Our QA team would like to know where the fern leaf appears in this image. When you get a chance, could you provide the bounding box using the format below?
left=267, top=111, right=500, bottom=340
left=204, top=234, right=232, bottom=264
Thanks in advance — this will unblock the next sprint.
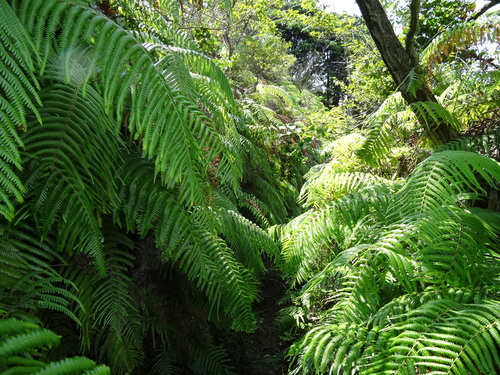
left=0, top=1, right=42, bottom=220
left=33, top=357, right=103, bottom=375
left=0, top=327, right=60, bottom=358
left=21, top=83, right=120, bottom=274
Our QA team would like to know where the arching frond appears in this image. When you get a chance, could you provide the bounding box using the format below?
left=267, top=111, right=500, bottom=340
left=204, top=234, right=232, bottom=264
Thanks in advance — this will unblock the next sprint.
left=17, top=0, right=242, bottom=207
left=114, top=152, right=260, bottom=332
left=388, top=150, right=500, bottom=221
left=21, top=83, right=120, bottom=274
left=284, top=150, right=500, bottom=373
left=299, top=170, right=390, bottom=207
left=0, top=316, right=110, bottom=374
left=281, top=183, right=394, bottom=284
left=253, top=82, right=295, bottom=112
left=0, top=1, right=41, bottom=220
left=0, top=219, right=82, bottom=324
left=422, top=18, right=500, bottom=66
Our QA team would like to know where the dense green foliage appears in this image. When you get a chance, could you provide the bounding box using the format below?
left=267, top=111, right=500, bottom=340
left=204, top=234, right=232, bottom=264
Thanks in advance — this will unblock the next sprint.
left=0, top=0, right=499, bottom=374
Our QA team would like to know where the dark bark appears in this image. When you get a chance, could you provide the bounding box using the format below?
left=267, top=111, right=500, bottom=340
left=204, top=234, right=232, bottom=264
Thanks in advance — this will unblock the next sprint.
left=355, top=0, right=457, bottom=143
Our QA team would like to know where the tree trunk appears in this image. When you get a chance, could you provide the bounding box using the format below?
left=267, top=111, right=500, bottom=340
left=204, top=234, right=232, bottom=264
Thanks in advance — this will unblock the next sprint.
left=355, top=0, right=457, bottom=143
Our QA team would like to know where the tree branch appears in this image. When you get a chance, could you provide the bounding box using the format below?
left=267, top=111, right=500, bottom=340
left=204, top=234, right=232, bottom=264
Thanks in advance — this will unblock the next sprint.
left=470, top=0, right=500, bottom=20
left=405, top=0, right=421, bottom=68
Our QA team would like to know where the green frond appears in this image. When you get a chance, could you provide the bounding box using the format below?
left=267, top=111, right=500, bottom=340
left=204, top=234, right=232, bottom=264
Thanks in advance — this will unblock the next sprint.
left=0, top=317, right=110, bottom=374
left=32, top=357, right=104, bottom=375
left=281, top=183, right=394, bottom=284
left=190, top=345, right=235, bottom=375
left=216, top=207, right=280, bottom=271
left=401, top=67, right=425, bottom=98
left=388, top=150, right=500, bottom=221
left=92, top=228, right=139, bottom=335
left=410, top=101, right=461, bottom=134
left=299, top=170, right=389, bottom=207
left=149, top=350, right=180, bottom=375
left=253, top=83, right=294, bottom=112
left=284, top=150, right=500, bottom=374
left=433, top=129, right=500, bottom=157
left=0, top=318, right=60, bottom=359
left=0, top=219, right=83, bottom=323
left=288, top=322, right=377, bottom=375
left=115, top=153, right=261, bottom=332
left=97, top=329, right=143, bottom=374
left=357, top=93, right=408, bottom=166
left=367, top=299, right=500, bottom=375
left=422, top=19, right=500, bottom=66
left=172, top=227, right=259, bottom=332
left=0, top=318, right=109, bottom=375
left=0, top=1, right=42, bottom=220
left=21, top=83, right=120, bottom=274
left=17, top=0, right=242, bottom=207
left=116, top=0, right=184, bottom=40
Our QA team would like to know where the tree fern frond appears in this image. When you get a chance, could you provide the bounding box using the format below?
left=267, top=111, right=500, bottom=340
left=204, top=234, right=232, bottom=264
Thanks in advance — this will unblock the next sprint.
left=97, top=329, right=143, bottom=375
left=149, top=350, right=181, bottom=375
left=0, top=218, right=84, bottom=324
left=0, top=317, right=109, bottom=374
left=157, top=46, right=236, bottom=109
left=422, top=19, right=500, bottom=67
left=0, top=320, right=60, bottom=359
left=0, top=1, right=42, bottom=220
left=173, top=227, right=259, bottom=332
left=17, top=0, right=242, bottom=207
left=433, top=130, right=500, bottom=158
left=388, top=150, right=500, bottom=222
left=115, top=153, right=260, bottom=332
left=410, top=101, right=461, bottom=135
left=281, top=183, right=394, bottom=284
left=33, top=357, right=102, bottom=375
left=253, top=82, right=294, bottom=112
left=21, top=83, right=120, bottom=274
left=216, top=207, right=280, bottom=272
left=190, top=345, right=235, bottom=375
left=357, top=93, right=407, bottom=167
left=92, top=227, right=139, bottom=337
left=299, top=170, right=390, bottom=207
left=367, top=299, right=500, bottom=375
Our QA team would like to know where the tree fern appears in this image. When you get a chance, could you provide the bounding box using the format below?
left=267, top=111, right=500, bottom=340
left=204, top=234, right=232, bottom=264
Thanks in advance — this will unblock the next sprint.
left=282, top=150, right=500, bottom=373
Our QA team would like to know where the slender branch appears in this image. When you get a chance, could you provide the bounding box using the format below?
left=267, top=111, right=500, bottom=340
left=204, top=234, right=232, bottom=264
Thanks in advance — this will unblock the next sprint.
left=470, top=0, right=500, bottom=20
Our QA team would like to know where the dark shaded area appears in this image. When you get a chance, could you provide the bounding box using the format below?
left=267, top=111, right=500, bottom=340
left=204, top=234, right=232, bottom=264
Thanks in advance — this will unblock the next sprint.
left=220, top=270, right=290, bottom=374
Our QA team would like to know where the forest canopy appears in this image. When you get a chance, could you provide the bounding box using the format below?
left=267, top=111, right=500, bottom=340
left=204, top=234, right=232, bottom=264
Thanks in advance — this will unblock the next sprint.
left=0, top=0, right=499, bottom=374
